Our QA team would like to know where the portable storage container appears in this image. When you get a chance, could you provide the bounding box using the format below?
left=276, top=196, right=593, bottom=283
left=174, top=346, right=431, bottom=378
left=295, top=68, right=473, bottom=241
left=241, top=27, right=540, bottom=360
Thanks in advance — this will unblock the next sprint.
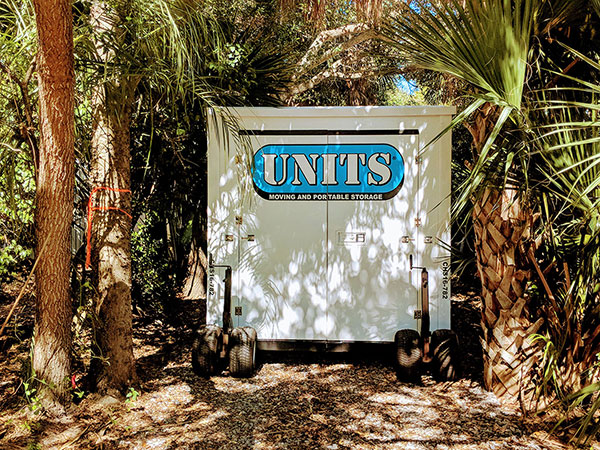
left=206, top=106, right=454, bottom=352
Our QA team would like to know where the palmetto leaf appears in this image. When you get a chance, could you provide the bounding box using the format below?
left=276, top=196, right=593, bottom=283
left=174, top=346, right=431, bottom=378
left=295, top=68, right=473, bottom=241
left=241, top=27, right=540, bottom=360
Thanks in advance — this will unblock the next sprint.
left=592, top=0, right=600, bottom=18
left=384, top=0, right=538, bottom=110
left=383, top=0, right=541, bottom=218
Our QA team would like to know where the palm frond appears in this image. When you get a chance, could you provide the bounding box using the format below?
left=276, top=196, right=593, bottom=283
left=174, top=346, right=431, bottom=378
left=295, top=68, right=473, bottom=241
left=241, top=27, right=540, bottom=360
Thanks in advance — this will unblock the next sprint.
left=384, top=0, right=538, bottom=110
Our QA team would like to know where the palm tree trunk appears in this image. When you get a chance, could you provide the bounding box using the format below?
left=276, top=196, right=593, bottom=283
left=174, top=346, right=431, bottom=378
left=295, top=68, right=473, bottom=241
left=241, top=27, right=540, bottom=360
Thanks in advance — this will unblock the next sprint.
left=88, top=0, right=138, bottom=394
left=465, top=106, right=543, bottom=401
left=31, top=0, right=75, bottom=406
left=473, top=187, right=542, bottom=400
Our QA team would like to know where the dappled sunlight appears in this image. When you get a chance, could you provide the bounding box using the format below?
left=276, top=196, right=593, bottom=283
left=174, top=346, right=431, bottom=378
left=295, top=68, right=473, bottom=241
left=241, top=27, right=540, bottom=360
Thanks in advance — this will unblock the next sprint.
left=0, top=303, right=567, bottom=450
left=141, top=383, right=193, bottom=423
left=367, top=392, right=434, bottom=406
left=206, top=108, right=454, bottom=346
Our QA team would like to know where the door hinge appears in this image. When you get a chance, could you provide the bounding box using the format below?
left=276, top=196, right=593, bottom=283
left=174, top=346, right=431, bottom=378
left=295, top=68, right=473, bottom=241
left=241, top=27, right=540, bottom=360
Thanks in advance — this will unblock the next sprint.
left=413, top=310, right=422, bottom=319
left=234, top=306, right=243, bottom=316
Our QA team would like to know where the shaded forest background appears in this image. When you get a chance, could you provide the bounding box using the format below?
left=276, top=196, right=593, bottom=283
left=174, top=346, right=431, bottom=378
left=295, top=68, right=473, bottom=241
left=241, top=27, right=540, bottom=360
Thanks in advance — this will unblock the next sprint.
left=1, top=0, right=600, bottom=445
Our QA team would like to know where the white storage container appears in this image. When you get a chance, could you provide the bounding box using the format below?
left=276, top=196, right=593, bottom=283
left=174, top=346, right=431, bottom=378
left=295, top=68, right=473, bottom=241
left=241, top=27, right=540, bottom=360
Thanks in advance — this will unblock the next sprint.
left=206, top=106, right=454, bottom=349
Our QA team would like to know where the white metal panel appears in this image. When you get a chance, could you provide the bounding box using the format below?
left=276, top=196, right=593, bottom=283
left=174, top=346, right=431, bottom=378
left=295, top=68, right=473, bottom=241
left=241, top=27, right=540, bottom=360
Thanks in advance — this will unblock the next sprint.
left=206, top=110, right=239, bottom=326
left=236, top=134, right=328, bottom=340
left=418, top=115, right=453, bottom=331
left=326, top=133, right=420, bottom=341
left=207, top=107, right=454, bottom=343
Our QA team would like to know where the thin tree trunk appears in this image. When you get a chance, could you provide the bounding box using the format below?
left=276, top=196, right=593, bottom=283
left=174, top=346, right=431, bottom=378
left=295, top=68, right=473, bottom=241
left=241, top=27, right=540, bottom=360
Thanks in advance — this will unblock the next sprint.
left=31, top=0, right=75, bottom=407
left=88, top=1, right=138, bottom=394
left=182, top=216, right=208, bottom=300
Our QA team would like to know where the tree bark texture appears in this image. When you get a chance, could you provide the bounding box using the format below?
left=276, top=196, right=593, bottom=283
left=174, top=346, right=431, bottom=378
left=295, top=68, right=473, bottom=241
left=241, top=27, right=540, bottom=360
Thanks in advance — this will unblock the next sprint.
left=31, top=0, right=75, bottom=405
left=473, top=188, right=542, bottom=400
left=182, top=227, right=208, bottom=300
left=88, top=0, right=138, bottom=394
left=466, top=105, right=542, bottom=402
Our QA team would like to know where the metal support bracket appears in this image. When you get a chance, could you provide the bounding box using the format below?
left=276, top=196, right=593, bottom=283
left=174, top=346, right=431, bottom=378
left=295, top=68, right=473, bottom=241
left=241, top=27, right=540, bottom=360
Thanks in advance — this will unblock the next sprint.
left=410, top=254, right=432, bottom=363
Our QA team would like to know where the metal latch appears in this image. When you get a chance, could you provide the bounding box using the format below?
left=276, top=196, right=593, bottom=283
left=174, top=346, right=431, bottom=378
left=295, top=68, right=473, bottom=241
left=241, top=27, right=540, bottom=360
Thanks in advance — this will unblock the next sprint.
left=235, top=216, right=243, bottom=225
left=225, top=234, right=234, bottom=241
left=424, top=236, right=433, bottom=244
left=401, top=236, right=414, bottom=243
left=234, top=306, right=242, bottom=316
left=415, top=218, right=422, bottom=227
left=242, top=234, right=255, bottom=241
left=413, top=310, right=422, bottom=319
left=337, top=231, right=366, bottom=244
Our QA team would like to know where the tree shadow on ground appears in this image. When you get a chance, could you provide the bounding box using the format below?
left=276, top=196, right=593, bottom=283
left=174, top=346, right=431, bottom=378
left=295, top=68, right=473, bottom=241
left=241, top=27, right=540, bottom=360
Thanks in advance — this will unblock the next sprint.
left=58, top=293, right=556, bottom=450
left=0, top=292, right=560, bottom=450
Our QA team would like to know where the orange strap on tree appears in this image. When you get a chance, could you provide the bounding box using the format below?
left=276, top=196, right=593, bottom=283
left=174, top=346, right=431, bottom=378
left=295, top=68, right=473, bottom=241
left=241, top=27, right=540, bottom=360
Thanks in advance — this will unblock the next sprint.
left=85, top=186, right=132, bottom=270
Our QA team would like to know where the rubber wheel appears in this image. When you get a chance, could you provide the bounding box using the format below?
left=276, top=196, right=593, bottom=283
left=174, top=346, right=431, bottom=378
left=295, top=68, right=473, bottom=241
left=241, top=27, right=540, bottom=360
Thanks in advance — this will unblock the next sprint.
left=192, top=324, right=222, bottom=376
left=394, top=329, right=422, bottom=382
left=430, top=329, right=460, bottom=381
left=229, top=326, right=257, bottom=377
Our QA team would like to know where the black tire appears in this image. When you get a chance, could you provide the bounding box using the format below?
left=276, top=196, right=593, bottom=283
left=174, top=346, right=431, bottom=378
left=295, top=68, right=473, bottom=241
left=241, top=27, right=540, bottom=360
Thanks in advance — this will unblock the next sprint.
left=394, top=329, right=422, bottom=382
left=192, top=324, right=222, bottom=376
left=229, top=326, right=257, bottom=377
left=430, top=329, right=460, bottom=381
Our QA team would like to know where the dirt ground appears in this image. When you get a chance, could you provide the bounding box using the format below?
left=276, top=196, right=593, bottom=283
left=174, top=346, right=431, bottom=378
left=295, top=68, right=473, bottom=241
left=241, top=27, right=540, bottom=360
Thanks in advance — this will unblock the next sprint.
left=0, top=279, right=594, bottom=450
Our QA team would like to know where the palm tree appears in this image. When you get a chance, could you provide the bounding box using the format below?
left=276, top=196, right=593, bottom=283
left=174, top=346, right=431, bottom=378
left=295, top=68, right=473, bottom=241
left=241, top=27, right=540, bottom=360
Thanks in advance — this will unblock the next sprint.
left=527, top=52, right=600, bottom=438
left=83, top=0, right=290, bottom=393
left=83, top=0, right=228, bottom=393
left=383, top=0, right=597, bottom=400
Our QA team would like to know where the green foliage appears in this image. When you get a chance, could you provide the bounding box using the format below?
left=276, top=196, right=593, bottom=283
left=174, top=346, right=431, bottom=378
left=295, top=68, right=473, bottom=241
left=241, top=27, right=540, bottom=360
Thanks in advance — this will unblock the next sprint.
left=0, top=151, right=34, bottom=280
left=526, top=57, right=600, bottom=443
left=22, top=380, right=41, bottom=413
left=125, top=386, right=140, bottom=404
left=0, top=241, right=33, bottom=280
left=388, top=0, right=536, bottom=109
left=384, top=84, right=425, bottom=106
left=131, top=209, right=175, bottom=311
left=0, top=0, right=37, bottom=279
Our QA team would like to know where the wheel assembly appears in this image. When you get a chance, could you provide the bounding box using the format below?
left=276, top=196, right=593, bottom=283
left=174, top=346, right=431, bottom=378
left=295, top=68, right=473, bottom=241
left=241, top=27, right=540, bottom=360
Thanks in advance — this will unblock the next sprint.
left=191, top=257, right=258, bottom=378
left=191, top=324, right=222, bottom=376
left=394, top=328, right=422, bottom=382
left=229, top=326, right=257, bottom=377
left=430, top=329, right=459, bottom=381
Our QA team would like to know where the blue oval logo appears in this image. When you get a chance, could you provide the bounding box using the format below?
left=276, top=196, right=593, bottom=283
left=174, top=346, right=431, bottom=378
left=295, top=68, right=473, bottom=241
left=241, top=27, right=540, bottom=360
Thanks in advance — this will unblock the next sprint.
left=252, top=144, right=404, bottom=201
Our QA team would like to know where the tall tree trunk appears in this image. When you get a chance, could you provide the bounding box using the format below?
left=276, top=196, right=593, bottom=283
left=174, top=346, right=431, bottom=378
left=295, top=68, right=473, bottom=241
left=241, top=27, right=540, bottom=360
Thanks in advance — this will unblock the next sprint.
left=88, top=1, right=138, bottom=394
left=466, top=105, right=542, bottom=402
left=31, top=0, right=75, bottom=406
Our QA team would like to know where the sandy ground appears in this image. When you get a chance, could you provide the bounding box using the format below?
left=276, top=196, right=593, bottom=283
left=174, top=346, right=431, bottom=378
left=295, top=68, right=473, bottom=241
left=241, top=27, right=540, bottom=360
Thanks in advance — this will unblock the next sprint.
left=0, top=282, right=592, bottom=449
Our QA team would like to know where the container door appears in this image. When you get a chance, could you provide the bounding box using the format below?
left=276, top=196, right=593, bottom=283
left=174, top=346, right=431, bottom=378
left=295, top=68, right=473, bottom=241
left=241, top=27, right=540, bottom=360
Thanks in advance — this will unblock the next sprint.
left=236, top=133, right=329, bottom=340
left=325, top=132, right=421, bottom=341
